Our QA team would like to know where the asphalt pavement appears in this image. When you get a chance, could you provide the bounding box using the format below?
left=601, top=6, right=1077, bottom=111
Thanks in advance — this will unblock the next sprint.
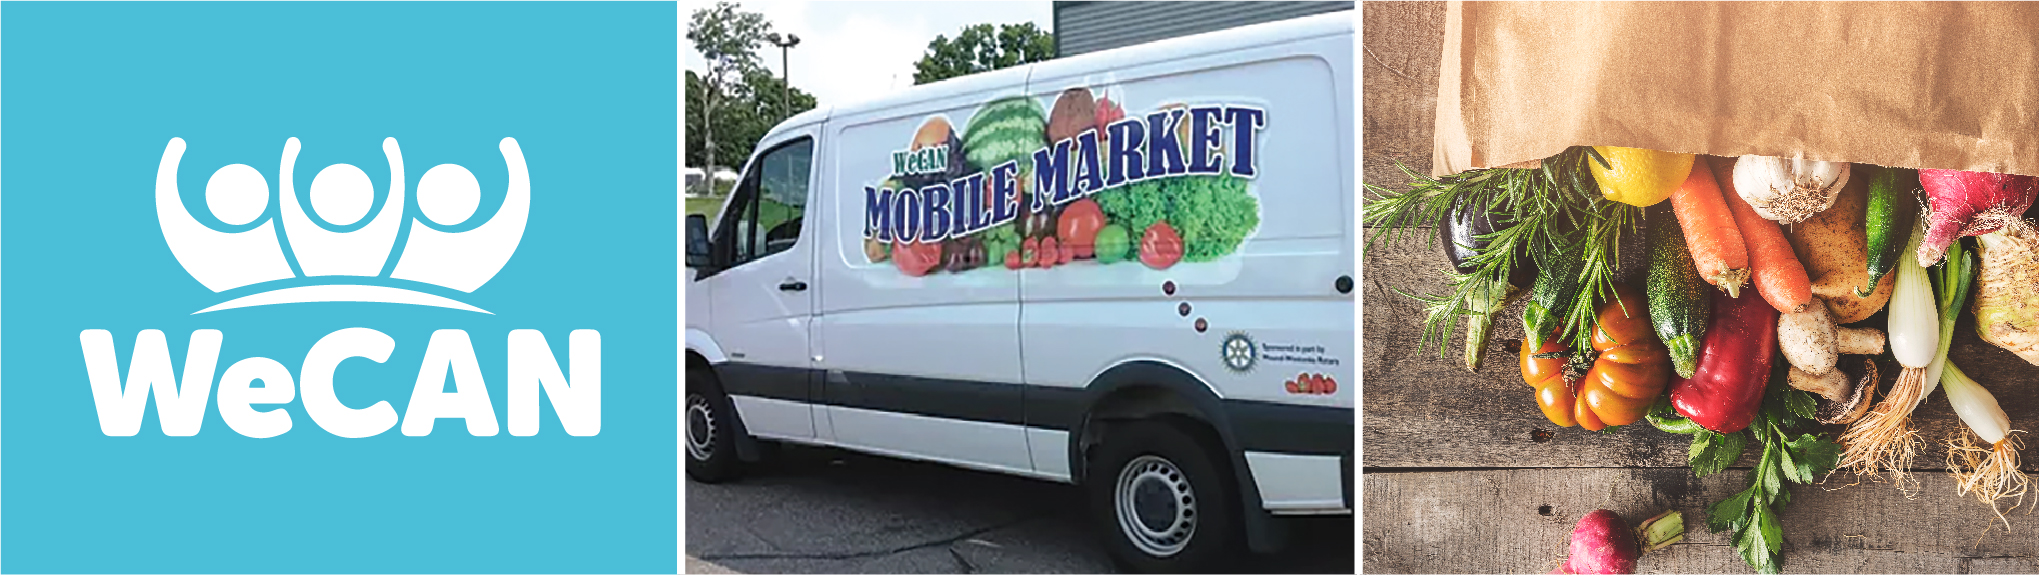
left=685, top=443, right=1354, bottom=574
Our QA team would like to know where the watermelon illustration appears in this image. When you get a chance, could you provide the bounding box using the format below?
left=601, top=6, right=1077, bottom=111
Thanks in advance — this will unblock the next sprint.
left=962, top=96, right=1047, bottom=173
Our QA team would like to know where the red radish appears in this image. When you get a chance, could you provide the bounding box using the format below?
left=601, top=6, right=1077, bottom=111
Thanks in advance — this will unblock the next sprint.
left=1556, top=510, right=1638, bottom=574
left=1916, top=169, right=2039, bottom=267
left=1548, top=509, right=1684, bottom=575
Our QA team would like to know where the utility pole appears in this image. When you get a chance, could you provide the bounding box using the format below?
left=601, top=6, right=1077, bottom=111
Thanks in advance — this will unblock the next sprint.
left=766, top=32, right=801, bottom=122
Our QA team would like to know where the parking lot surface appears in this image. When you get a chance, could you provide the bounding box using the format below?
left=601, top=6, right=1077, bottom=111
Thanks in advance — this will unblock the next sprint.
left=686, top=444, right=1353, bottom=573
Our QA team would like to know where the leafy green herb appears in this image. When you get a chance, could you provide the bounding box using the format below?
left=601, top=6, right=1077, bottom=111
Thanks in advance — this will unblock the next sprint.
left=1564, top=198, right=1643, bottom=350
left=1688, top=430, right=1747, bottom=478
left=1647, top=355, right=1840, bottom=574
left=1785, top=387, right=1819, bottom=421
left=1363, top=148, right=1617, bottom=361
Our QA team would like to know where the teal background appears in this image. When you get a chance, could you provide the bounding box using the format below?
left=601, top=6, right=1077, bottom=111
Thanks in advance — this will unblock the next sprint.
left=1, top=2, right=678, bottom=572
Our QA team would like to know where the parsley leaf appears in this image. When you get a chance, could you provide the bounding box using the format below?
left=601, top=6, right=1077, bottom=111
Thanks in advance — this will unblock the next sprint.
left=1705, top=484, right=1755, bottom=533
left=1684, top=356, right=1846, bottom=575
left=1785, top=388, right=1818, bottom=421
left=1688, top=430, right=1746, bottom=478
left=1734, top=502, right=1784, bottom=574
left=1784, top=432, right=1841, bottom=483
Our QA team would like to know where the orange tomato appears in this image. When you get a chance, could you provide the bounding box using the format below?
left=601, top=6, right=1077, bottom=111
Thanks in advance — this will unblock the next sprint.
left=1518, top=283, right=1671, bottom=430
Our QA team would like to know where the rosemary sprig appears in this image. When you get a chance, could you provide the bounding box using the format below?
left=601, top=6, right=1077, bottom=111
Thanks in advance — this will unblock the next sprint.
left=1541, top=147, right=1643, bottom=351
left=1364, top=150, right=1601, bottom=364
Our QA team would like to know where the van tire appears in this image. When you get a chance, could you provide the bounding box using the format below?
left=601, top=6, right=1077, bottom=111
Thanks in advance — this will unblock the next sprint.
left=686, top=366, right=741, bottom=483
left=1087, top=419, right=1243, bottom=573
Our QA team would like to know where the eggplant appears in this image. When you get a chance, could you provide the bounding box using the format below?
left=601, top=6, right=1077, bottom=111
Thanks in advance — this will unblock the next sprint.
left=1441, top=197, right=1537, bottom=283
left=1441, top=196, right=1538, bottom=371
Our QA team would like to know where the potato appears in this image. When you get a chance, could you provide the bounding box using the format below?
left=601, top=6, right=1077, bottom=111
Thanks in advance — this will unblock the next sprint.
left=1788, top=172, right=1895, bottom=324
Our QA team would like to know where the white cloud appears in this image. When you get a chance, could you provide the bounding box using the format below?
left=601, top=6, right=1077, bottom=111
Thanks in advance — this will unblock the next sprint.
left=800, top=12, right=930, bottom=105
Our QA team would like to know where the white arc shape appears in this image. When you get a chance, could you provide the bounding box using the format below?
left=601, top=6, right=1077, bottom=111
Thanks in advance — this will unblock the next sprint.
left=194, top=284, right=490, bottom=315
left=391, top=137, right=529, bottom=293
left=280, top=137, right=406, bottom=277
left=156, top=137, right=295, bottom=292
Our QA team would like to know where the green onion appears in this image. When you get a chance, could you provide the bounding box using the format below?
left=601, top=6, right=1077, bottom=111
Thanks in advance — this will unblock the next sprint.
left=1929, top=239, right=2030, bottom=527
left=1837, top=216, right=1937, bottom=488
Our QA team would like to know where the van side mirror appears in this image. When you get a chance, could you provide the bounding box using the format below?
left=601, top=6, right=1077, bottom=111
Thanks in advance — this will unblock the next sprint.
left=686, top=214, right=713, bottom=270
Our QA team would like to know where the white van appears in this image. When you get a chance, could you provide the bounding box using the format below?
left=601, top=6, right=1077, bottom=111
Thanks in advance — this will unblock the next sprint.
left=685, top=13, right=1352, bottom=572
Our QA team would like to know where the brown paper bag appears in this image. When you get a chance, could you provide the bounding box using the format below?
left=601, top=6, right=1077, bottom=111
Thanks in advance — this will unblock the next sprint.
left=1432, top=1, right=2039, bottom=177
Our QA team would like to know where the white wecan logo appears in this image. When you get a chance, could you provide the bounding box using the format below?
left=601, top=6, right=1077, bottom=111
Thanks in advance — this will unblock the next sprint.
left=155, top=136, right=528, bottom=314
left=79, top=137, right=598, bottom=439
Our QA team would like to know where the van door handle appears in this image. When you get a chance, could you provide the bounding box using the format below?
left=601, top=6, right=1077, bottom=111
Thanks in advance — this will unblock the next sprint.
left=779, top=280, right=808, bottom=292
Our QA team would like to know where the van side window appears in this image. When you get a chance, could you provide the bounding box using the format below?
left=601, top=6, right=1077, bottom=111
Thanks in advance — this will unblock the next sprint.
left=719, top=137, right=813, bottom=268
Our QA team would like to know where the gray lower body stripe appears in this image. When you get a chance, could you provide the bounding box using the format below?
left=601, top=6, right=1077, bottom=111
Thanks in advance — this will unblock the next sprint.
left=711, top=362, right=1352, bottom=456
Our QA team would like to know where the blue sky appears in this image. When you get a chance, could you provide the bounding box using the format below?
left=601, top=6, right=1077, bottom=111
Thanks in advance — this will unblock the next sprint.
left=684, top=1, right=1054, bottom=107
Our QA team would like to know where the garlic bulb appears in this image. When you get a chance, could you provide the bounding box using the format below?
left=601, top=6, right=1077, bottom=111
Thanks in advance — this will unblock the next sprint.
left=1732, top=155, right=1851, bottom=224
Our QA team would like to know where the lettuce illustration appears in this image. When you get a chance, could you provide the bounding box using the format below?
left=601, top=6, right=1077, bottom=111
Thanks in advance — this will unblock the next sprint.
left=1091, top=174, right=1258, bottom=262
left=1093, top=179, right=1171, bottom=234
left=1170, top=174, right=1259, bottom=262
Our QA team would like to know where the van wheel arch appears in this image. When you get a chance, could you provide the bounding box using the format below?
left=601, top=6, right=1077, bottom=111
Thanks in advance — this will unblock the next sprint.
left=1067, top=361, right=1283, bottom=554
left=686, top=353, right=768, bottom=463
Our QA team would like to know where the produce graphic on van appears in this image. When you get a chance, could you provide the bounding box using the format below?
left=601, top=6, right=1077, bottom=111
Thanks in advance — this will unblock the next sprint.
left=862, top=86, right=1264, bottom=275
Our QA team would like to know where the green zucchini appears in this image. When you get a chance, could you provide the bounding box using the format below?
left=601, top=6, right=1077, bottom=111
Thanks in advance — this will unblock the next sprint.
left=1860, top=166, right=1918, bottom=297
left=1522, top=237, right=1587, bottom=351
left=1645, top=206, right=1711, bottom=378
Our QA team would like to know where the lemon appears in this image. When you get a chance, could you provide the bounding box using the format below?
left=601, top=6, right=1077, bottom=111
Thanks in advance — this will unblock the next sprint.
left=1588, top=146, right=1694, bottom=207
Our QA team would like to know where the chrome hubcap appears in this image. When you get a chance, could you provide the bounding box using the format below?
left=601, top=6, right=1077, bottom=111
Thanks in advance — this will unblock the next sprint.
left=1114, top=455, right=1196, bottom=557
left=686, top=394, right=717, bottom=461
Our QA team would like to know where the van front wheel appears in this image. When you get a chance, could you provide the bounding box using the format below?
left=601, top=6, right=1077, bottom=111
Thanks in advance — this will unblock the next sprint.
left=1088, top=420, right=1242, bottom=573
left=685, top=367, right=740, bottom=483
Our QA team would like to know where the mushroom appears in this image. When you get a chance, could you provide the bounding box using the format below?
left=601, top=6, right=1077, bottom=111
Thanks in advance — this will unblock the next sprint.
left=1788, top=357, right=1877, bottom=424
left=1778, top=298, right=1884, bottom=424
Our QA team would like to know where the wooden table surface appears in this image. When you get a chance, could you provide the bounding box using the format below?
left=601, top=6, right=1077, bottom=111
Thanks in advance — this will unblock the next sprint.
left=1360, top=2, right=2039, bottom=573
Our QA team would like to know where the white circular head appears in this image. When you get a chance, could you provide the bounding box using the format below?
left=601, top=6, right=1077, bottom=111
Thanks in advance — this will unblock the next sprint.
left=417, top=164, right=480, bottom=225
left=309, top=164, right=374, bottom=226
left=204, top=164, right=269, bottom=226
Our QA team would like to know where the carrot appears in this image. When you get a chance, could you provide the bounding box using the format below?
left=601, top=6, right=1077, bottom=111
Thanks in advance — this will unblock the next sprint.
left=1669, top=157, right=1751, bottom=298
left=1712, top=156, right=1813, bottom=314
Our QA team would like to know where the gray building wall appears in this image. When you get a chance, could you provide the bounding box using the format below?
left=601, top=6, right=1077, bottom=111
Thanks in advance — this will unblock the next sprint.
left=1053, top=1, right=1353, bottom=57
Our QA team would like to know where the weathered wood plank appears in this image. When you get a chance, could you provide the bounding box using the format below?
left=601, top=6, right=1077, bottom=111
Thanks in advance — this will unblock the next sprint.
left=1361, top=1, right=1447, bottom=193
left=1362, top=225, right=2039, bottom=471
left=1363, top=468, right=2039, bottom=574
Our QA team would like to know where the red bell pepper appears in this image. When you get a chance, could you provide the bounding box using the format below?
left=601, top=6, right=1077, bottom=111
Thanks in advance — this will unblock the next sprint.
left=1669, top=289, right=1776, bottom=433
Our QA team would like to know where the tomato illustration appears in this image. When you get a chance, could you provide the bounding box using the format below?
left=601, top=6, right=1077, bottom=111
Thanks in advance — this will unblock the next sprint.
left=1057, top=199, right=1106, bottom=259
left=1005, top=250, right=1023, bottom=270
left=1139, top=221, right=1185, bottom=269
left=892, top=240, right=942, bottom=277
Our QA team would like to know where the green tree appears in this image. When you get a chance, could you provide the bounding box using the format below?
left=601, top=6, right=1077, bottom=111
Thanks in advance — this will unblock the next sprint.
left=912, top=22, right=1055, bottom=85
left=687, top=1, right=771, bottom=180
left=687, top=69, right=816, bottom=172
